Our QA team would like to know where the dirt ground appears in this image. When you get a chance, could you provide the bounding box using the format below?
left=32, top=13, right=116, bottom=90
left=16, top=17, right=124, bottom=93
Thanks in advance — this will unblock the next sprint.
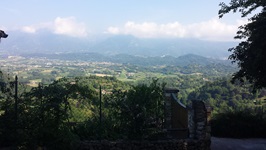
left=211, top=137, right=266, bottom=150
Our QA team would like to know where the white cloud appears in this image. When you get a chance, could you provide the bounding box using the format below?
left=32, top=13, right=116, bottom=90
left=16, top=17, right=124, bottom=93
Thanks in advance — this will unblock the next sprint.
left=22, top=26, right=37, bottom=33
left=187, top=18, right=237, bottom=41
left=53, top=17, right=88, bottom=37
left=107, top=27, right=120, bottom=34
left=159, top=22, right=186, bottom=38
left=106, top=18, right=247, bottom=41
left=108, top=21, right=186, bottom=38
left=21, top=17, right=88, bottom=38
left=21, top=22, right=53, bottom=33
left=123, top=22, right=159, bottom=38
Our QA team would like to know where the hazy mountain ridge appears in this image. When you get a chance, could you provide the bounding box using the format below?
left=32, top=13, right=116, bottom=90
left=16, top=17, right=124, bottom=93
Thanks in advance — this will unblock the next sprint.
left=93, top=35, right=237, bottom=58
left=0, top=32, right=237, bottom=59
left=22, top=52, right=234, bottom=67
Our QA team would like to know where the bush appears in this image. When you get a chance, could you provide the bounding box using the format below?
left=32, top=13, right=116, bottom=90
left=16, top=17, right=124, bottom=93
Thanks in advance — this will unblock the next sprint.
left=211, top=110, right=266, bottom=138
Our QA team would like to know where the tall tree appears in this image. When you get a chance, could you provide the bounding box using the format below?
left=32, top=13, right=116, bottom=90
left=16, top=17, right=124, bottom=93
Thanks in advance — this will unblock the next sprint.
left=219, top=0, right=266, bottom=90
left=0, top=30, right=8, bottom=41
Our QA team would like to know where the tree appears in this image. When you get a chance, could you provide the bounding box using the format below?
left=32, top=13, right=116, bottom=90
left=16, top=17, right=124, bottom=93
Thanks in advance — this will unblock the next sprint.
left=0, top=30, right=8, bottom=41
left=119, top=79, right=165, bottom=139
left=219, top=0, right=266, bottom=90
left=101, top=79, right=165, bottom=140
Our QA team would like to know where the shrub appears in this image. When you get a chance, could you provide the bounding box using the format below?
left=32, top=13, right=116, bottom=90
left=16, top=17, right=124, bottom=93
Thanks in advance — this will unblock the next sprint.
left=211, top=110, right=266, bottom=138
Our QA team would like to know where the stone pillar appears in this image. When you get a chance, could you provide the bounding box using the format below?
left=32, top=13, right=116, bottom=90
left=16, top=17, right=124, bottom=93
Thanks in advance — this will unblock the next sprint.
left=189, top=100, right=211, bottom=149
left=205, top=104, right=212, bottom=143
left=188, top=107, right=195, bottom=139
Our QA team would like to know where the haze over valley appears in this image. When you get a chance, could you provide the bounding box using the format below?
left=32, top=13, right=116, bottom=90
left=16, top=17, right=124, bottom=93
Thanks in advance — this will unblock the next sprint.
left=0, top=31, right=237, bottom=59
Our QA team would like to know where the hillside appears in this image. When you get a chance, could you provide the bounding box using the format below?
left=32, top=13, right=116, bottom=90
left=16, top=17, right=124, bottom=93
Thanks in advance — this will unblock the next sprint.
left=22, top=52, right=234, bottom=67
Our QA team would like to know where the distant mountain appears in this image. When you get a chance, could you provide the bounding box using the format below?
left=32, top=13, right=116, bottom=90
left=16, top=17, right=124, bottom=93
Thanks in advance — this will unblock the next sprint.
left=0, top=31, right=95, bottom=54
left=91, top=35, right=237, bottom=59
left=22, top=52, right=234, bottom=67
left=0, top=31, right=237, bottom=58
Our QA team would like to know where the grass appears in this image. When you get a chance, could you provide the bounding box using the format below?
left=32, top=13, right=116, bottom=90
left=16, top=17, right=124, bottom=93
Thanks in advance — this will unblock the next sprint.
left=95, top=73, right=112, bottom=77
left=41, top=69, right=52, bottom=73
left=27, top=79, right=42, bottom=87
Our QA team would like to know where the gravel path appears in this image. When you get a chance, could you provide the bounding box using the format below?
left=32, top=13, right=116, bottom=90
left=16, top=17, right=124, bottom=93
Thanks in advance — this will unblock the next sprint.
left=211, top=137, right=266, bottom=150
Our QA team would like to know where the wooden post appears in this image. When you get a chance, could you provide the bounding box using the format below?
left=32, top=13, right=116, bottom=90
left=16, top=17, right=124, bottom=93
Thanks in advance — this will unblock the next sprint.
left=99, top=85, right=102, bottom=141
left=14, top=75, right=18, bottom=146
left=14, top=76, right=18, bottom=127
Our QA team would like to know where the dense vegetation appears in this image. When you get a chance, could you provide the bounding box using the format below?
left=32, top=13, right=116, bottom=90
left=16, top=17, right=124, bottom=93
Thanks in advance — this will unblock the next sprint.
left=219, top=0, right=266, bottom=90
left=188, top=78, right=266, bottom=114
left=207, top=0, right=266, bottom=138
left=1, top=67, right=266, bottom=149
left=188, top=78, right=266, bottom=138
left=0, top=72, right=167, bottom=149
left=1, top=50, right=266, bottom=149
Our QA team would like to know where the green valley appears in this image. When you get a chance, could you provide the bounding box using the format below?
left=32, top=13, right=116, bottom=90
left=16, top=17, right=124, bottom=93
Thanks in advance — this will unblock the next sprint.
left=1, top=53, right=266, bottom=149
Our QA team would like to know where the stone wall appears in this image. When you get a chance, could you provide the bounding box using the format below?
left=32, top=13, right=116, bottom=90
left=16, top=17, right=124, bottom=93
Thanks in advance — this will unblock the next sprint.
left=188, top=100, right=211, bottom=149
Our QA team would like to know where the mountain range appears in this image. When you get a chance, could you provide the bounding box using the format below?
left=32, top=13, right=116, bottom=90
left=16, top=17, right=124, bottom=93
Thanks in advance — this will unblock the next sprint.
left=21, top=52, right=234, bottom=68
left=0, top=31, right=238, bottom=59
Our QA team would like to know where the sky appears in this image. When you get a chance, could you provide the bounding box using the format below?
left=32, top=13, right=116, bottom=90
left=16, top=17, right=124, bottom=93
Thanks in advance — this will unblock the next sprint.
left=1, top=0, right=248, bottom=41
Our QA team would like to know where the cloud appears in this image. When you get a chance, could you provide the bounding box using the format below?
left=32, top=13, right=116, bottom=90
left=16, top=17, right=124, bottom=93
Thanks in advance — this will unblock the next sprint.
left=53, top=17, right=88, bottom=37
left=187, top=18, right=237, bottom=41
left=123, top=22, right=159, bottom=38
left=21, top=22, right=53, bottom=33
left=107, top=21, right=186, bottom=38
left=106, top=18, right=246, bottom=41
left=22, top=26, right=37, bottom=33
left=107, top=27, right=120, bottom=34
left=21, top=17, right=88, bottom=38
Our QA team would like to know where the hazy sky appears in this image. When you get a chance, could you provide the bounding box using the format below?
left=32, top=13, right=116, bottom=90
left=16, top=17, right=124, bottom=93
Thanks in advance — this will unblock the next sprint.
left=1, top=0, right=248, bottom=41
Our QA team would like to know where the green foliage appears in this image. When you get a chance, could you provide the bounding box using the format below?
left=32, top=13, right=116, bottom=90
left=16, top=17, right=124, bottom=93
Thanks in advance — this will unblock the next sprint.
left=16, top=79, right=82, bottom=149
left=0, top=72, right=19, bottom=147
left=1, top=73, right=168, bottom=148
left=219, top=0, right=266, bottom=90
left=0, top=75, right=99, bottom=149
left=212, top=110, right=266, bottom=138
left=188, top=78, right=266, bottom=115
left=2, top=65, right=266, bottom=146
left=118, top=79, right=165, bottom=139
left=74, top=79, right=166, bottom=140
left=77, top=80, right=164, bottom=140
